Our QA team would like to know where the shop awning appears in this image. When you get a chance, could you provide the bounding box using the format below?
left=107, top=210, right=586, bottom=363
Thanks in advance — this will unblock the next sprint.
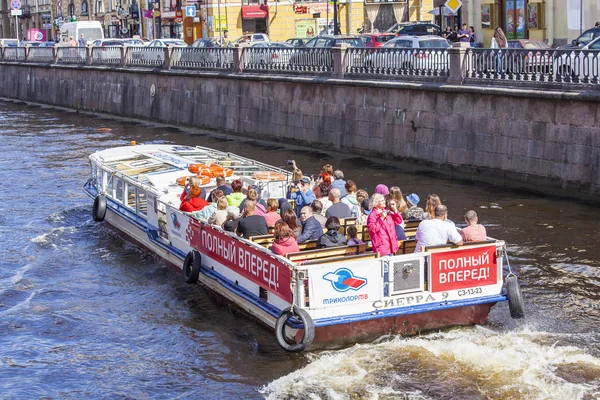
left=241, top=5, right=268, bottom=19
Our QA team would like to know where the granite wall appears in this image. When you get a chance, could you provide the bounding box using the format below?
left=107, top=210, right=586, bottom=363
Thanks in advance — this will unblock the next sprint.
left=1, top=63, right=599, bottom=200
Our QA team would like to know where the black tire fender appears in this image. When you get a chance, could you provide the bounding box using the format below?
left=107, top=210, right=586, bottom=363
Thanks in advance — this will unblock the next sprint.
left=275, top=307, right=315, bottom=352
left=92, top=194, right=107, bottom=222
left=183, top=250, right=201, bottom=284
left=506, top=274, right=525, bottom=319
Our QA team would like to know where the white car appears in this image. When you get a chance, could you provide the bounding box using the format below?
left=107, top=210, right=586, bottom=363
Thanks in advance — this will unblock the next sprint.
left=245, top=42, right=295, bottom=66
left=554, top=36, right=600, bottom=81
left=363, top=35, right=450, bottom=71
left=233, top=33, right=270, bottom=45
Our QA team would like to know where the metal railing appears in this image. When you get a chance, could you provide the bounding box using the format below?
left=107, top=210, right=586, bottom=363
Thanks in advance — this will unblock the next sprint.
left=125, top=46, right=165, bottom=68
left=346, top=47, right=449, bottom=78
left=465, top=48, right=600, bottom=84
left=1, top=44, right=599, bottom=86
left=56, top=47, right=86, bottom=64
left=172, top=47, right=234, bottom=70
left=91, top=46, right=122, bottom=65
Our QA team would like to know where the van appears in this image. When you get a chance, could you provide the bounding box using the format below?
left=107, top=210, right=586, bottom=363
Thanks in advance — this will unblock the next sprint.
left=0, top=38, right=19, bottom=47
left=59, top=21, right=104, bottom=45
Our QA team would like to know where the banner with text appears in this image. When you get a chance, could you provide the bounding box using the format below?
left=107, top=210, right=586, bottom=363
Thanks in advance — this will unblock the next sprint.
left=429, top=245, right=498, bottom=292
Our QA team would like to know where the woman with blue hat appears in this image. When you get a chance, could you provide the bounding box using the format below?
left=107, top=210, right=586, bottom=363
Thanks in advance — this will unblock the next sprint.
left=405, top=193, right=424, bottom=221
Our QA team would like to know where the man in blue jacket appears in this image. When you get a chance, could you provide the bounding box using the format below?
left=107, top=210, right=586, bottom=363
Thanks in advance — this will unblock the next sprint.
left=287, top=176, right=316, bottom=217
left=331, top=170, right=347, bottom=197
left=297, top=206, right=323, bottom=243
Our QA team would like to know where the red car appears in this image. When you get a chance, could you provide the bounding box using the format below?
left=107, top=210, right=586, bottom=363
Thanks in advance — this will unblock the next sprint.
left=359, top=33, right=396, bottom=48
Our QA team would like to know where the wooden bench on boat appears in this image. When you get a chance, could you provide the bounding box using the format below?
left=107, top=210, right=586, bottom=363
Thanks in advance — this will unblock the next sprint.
left=287, top=243, right=367, bottom=263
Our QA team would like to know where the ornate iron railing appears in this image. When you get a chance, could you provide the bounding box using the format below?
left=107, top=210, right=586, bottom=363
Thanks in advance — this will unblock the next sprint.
left=56, top=47, right=86, bottom=64
left=283, top=48, right=333, bottom=74
left=2, top=47, right=26, bottom=61
left=171, top=47, right=234, bottom=70
left=91, top=46, right=122, bottom=65
left=242, top=47, right=298, bottom=72
left=345, top=47, right=449, bottom=78
left=125, top=46, right=165, bottom=68
left=27, top=47, right=55, bottom=63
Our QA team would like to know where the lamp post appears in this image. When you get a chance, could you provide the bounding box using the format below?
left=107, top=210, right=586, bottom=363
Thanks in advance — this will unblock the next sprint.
left=333, top=0, right=339, bottom=35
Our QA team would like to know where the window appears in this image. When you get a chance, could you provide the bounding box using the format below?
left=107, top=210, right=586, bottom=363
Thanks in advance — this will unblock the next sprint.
left=126, top=183, right=136, bottom=208
left=68, top=0, right=75, bottom=17
left=96, top=0, right=105, bottom=14
left=105, top=172, right=113, bottom=195
left=114, top=178, right=124, bottom=203
left=81, top=0, right=89, bottom=15
left=577, top=29, right=596, bottom=46
left=137, top=188, right=147, bottom=217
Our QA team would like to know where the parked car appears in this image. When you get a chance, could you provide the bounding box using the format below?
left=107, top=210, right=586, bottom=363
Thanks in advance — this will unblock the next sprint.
left=179, top=38, right=228, bottom=66
left=245, top=42, right=295, bottom=65
left=233, top=33, right=270, bottom=45
left=557, top=27, right=600, bottom=50
left=129, top=39, right=187, bottom=64
left=506, top=39, right=553, bottom=73
left=190, top=38, right=221, bottom=48
left=364, top=35, right=449, bottom=70
left=385, top=22, right=440, bottom=37
left=0, top=38, right=19, bottom=47
left=359, top=33, right=396, bottom=48
left=286, top=38, right=309, bottom=47
left=21, top=41, right=55, bottom=47
left=290, top=35, right=364, bottom=68
left=554, top=35, right=600, bottom=80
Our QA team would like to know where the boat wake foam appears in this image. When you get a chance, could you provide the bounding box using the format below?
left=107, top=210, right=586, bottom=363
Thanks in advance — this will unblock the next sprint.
left=261, top=328, right=600, bottom=400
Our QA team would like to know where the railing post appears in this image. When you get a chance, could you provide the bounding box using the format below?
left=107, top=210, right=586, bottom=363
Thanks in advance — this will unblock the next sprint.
left=0, top=44, right=4, bottom=61
left=164, top=45, right=174, bottom=70
left=447, top=42, right=470, bottom=85
left=25, top=44, right=31, bottom=62
left=232, top=44, right=247, bottom=73
left=53, top=45, right=60, bottom=64
left=332, top=43, right=349, bottom=78
left=120, top=46, right=126, bottom=67
left=86, top=45, right=93, bottom=66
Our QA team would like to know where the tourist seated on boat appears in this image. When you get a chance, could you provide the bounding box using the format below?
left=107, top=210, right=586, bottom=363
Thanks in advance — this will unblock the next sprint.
left=367, top=193, right=403, bottom=256
left=386, top=192, right=407, bottom=240
left=264, top=198, right=281, bottom=227
left=341, top=180, right=361, bottom=219
left=286, top=176, right=316, bottom=217
left=460, top=210, right=487, bottom=242
left=317, top=216, right=348, bottom=248
left=236, top=200, right=269, bottom=239
left=320, top=163, right=333, bottom=183
left=388, top=186, right=409, bottom=222
left=424, top=194, right=442, bottom=220
left=207, top=176, right=232, bottom=202
left=180, top=176, right=207, bottom=203
left=346, top=225, right=364, bottom=246
left=239, top=187, right=267, bottom=216
left=270, top=220, right=300, bottom=256
left=325, top=188, right=352, bottom=219
left=278, top=198, right=293, bottom=215
left=331, top=170, right=347, bottom=197
left=298, top=206, right=324, bottom=243
left=405, top=193, right=424, bottom=221
left=314, top=181, right=332, bottom=203
left=222, top=207, right=241, bottom=233
left=310, top=200, right=327, bottom=228
left=281, top=208, right=302, bottom=237
left=356, top=189, right=370, bottom=225
left=315, top=182, right=333, bottom=215
left=180, top=185, right=209, bottom=212
left=226, top=179, right=245, bottom=207
left=208, top=196, right=229, bottom=226
left=193, top=189, right=224, bottom=220
left=374, top=184, right=389, bottom=196
left=414, top=205, right=463, bottom=252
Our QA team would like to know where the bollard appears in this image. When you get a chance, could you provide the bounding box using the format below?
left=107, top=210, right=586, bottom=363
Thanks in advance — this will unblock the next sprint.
left=86, top=45, right=93, bottom=66
left=447, top=42, right=470, bottom=85
left=332, top=43, right=349, bottom=78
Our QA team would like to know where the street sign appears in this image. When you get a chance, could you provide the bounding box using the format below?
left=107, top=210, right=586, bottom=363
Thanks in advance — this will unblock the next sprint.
left=185, top=6, right=196, bottom=17
left=444, top=0, right=462, bottom=13
left=10, top=0, right=21, bottom=9
left=11, top=9, right=22, bottom=16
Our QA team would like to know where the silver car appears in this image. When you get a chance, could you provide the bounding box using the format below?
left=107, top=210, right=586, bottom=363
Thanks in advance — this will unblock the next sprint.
left=554, top=36, right=600, bottom=82
left=363, top=35, right=450, bottom=71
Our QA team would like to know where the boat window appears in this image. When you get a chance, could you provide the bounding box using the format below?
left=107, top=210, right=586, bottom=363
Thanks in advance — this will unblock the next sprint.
left=126, top=183, right=136, bottom=209
left=114, top=178, right=124, bottom=203
left=91, top=163, right=99, bottom=187
left=137, top=188, right=147, bottom=217
left=105, top=172, right=113, bottom=196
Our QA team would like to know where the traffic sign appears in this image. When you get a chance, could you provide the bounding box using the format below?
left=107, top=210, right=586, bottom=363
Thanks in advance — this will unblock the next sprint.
left=185, top=5, right=196, bottom=17
left=10, top=0, right=21, bottom=10
left=11, top=9, right=22, bottom=15
left=444, top=0, right=462, bottom=13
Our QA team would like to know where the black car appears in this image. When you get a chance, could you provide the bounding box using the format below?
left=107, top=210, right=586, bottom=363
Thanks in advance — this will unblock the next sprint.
left=557, top=27, right=600, bottom=49
left=302, top=35, right=364, bottom=48
left=190, top=38, right=222, bottom=48
left=286, top=38, right=309, bottom=47
left=385, top=22, right=441, bottom=37
left=289, top=35, right=364, bottom=68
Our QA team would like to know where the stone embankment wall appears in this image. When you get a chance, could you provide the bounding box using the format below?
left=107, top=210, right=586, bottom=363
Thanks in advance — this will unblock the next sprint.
left=1, top=63, right=599, bottom=200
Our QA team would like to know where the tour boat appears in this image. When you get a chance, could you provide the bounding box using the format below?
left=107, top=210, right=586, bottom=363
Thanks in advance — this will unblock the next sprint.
left=83, top=143, right=524, bottom=352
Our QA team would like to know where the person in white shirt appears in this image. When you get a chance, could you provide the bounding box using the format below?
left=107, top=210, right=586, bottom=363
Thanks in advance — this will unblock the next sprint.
left=415, top=205, right=463, bottom=252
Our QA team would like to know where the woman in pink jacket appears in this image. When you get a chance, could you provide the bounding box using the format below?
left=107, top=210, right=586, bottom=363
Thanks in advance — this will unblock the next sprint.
left=367, top=193, right=403, bottom=256
left=271, top=220, right=300, bottom=256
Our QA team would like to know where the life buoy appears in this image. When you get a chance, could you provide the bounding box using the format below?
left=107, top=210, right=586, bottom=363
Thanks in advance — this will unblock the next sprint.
left=208, top=163, right=224, bottom=174
left=275, top=307, right=315, bottom=352
left=253, top=171, right=286, bottom=181
left=183, top=250, right=201, bottom=284
left=92, top=194, right=107, bottom=222
left=176, top=176, right=188, bottom=186
left=188, top=164, right=206, bottom=174
left=506, top=275, right=525, bottom=319
left=223, top=168, right=233, bottom=177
